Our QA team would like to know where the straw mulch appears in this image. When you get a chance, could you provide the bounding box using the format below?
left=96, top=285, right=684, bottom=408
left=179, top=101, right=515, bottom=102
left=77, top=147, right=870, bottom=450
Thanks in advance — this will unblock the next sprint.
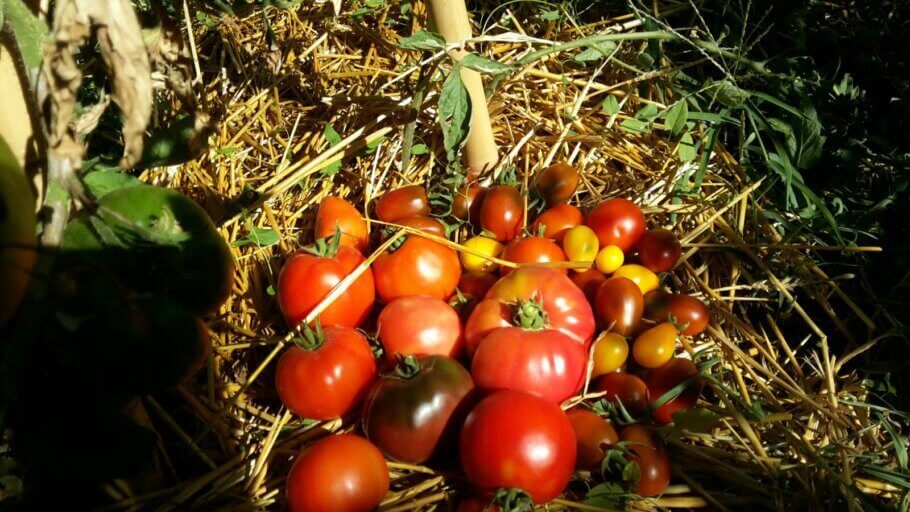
left=116, top=2, right=896, bottom=511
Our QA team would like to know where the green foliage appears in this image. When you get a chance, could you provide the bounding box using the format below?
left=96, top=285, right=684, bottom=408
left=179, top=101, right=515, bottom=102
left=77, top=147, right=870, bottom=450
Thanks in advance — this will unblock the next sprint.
left=1, top=0, right=48, bottom=72
left=321, top=123, right=343, bottom=176
left=437, top=64, right=472, bottom=164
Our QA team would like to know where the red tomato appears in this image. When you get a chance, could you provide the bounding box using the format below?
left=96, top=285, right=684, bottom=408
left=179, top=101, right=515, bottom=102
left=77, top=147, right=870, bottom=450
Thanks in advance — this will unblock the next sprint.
left=457, top=496, right=501, bottom=512
left=567, top=409, right=619, bottom=470
left=646, top=358, right=703, bottom=424
left=461, top=390, right=576, bottom=503
left=471, top=327, right=587, bottom=403
left=375, top=185, right=430, bottom=222
left=479, top=185, right=523, bottom=242
left=534, top=162, right=580, bottom=205
left=594, top=277, right=643, bottom=336
left=592, top=373, right=649, bottom=417
left=531, top=204, right=584, bottom=243
left=464, top=268, right=596, bottom=356
left=286, top=434, right=389, bottom=512
left=500, top=236, right=567, bottom=275
left=380, top=215, right=444, bottom=241
left=571, top=268, right=608, bottom=303
left=276, top=326, right=376, bottom=420
left=362, top=355, right=475, bottom=463
left=457, top=272, right=498, bottom=300
left=618, top=424, right=670, bottom=497
left=453, top=185, right=488, bottom=225
left=277, top=245, right=375, bottom=328
left=377, top=295, right=463, bottom=362
left=315, top=196, right=368, bottom=253
left=643, top=291, right=709, bottom=336
left=585, top=198, right=646, bottom=252
left=373, top=236, right=461, bottom=302
left=638, top=229, right=681, bottom=273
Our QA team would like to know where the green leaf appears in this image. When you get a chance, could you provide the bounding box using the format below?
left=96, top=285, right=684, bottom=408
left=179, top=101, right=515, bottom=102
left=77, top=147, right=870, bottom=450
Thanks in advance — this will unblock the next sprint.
left=397, top=30, right=446, bottom=51
left=83, top=169, right=142, bottom=199
left=137, top=116, right=212, bottom=170
left=602, top=95, right=620, bottom=116
left=664, top=101, right=688, bottom=135
left=232, top=226, right=280, bottom=248
left=573, top=42, right=617, bottom=64
left=437, top=68, right=472, bottom=163
left=714, top=80, right=751, bottom=108
left=2, top=0, right=48, bottom=71
left=678, top=132, right=697, bottom=162
left=322, top=124, right=343, bottom=176
left=635, top=104, right=660, bottom=121
left=410, top=143, right=429, bottom=155
left=620, top=118, right=649, bottom=134
left=670, top=408, right=720, bottom=433
left=459, top=54, right=511, bottom=75
left=540, top=9, right=560, bottom=21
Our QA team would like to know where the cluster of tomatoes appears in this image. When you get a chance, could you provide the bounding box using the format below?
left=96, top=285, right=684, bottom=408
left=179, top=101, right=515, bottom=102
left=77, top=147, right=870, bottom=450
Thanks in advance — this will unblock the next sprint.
left=274, top=163, right=709, bottom=512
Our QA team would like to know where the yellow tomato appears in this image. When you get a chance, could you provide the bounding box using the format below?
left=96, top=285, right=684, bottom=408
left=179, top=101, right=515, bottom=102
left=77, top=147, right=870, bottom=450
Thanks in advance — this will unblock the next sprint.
left=632, top=322, right=677, bottom=368
left=613, top=264, right=659, bottom=294
left=460, top=236, right=504, bottom=273
left=592, top=332, right=629, bottom=377
left=561, top=225, right=599, bottom=272
left=595, top=245, right=624, bottom=274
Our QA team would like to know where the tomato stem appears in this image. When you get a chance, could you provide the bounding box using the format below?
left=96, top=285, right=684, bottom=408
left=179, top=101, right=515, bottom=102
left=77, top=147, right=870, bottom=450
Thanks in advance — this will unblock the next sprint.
left=303, top=226, right=342, bottom=258
left=293, top=318, right=325, bottom=351
left=513, top=298, right=547, bottom=330
left=393, top=354, right=423, bottom=379
left=492, top=488, right=533, bottom=512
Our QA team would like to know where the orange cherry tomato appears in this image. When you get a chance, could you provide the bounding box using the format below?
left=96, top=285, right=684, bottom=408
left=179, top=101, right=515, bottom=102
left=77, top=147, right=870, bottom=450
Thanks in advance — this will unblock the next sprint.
left=562, top=225, right=599, bottom=272
left=531, top=204, right=583, bottom=243
left=585, top=198, right=646, bottom=252
left=592, top=332, right=629, bottom=377
left=500, top=236, right=567, bottom=275
left=315, top=196, right=368, bottom=253
left=567, top=409, right=619, bottom=470
left=646, top=358, right=703, bottom=424
left=375, top=185, right=430, bottom=222
left=480, top=185, right=524, bottom=242
left=632, top=322, right=677, bottom=369
left=534, top=162, right=580, bottom=206
left=613, top=264, right=659, bottom=294
left=571, top=268, right=607, bottom=304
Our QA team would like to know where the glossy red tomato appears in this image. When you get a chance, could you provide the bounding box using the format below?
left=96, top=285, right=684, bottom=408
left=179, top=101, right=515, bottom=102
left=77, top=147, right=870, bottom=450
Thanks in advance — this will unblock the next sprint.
left=567, top=409, right=619, bottom=470
left=643, top=291, right=709, bottom=336
left=373, top=236, right=461, bottom=302
left=276, top=326, right=376, bottom=420
left=380, top=215, right=444, bottom=241
left=377, top=295, right=463, bottom=362
left=647, top=358, right=703, bottom=424
left=286, top=434, right=389, bottom=512
left=452, top=184, right=487, bottom=225
left=315, top=196, right=368, bottom=253
left=585, top=198, right=646, bottom=252
left=592, top=372, right=649, bottom=417
left=461, top=390, right=576, bottom=503
left=375, top=185, right=430, bottom=222
left=531, top=204, right=584, bottom=243
left=362, top=355, right=475, bottom=463
left=619, top=424, right=671, bottom=497
left=594, top=277, right=643, bottom=336
left=471, top=327, right=587, bottom=403
left=571, top=268, right=608, bottom=303
left=500, top=236, right=567, bottom=275
left=638, top=229, right=681, bottom=273
left=277, top=245, right=375, bottom=328
left=479, top=185, right=523, bottom=242
left=534, top=162, right=579, bottom=205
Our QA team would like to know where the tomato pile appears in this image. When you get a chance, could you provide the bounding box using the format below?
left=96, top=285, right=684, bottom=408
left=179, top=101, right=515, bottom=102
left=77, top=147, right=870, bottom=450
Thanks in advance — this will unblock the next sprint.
left=276, top=163, right=710, bottom=511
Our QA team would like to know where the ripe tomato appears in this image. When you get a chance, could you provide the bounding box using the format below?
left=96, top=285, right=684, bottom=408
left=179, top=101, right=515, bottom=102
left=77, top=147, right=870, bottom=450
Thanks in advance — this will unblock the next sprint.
left=562, top=225, right=599, bottom=270
left=286, top=434, right=389, bottom=512
left=592, top=332, right=629, bottom=377
left=595, top=245, right=624, bottom=274
left=638, top=229, right=681, bottom=273
left=613, top=264, right=659, bottom=294
left=461, top=236, right=504, bottom=273
left=373, top=236, right=461, bottom=302
left=464, top=268, right=596, bottom=355
left=632, top=322, right=677, bottom=369
left=594, top=277, right=643, bottom=336
left=278, top=245, right=375, bottom=328
left=471, top=327, right=587, bottom=403
left=567, top=409, right=619, bottom=470
left=380, top=215, right=444, bottom=240
left=375, top=185, right=430, bottom=222
left=531, top=203, right=583, bottom=243
left=500, top=236, right=567, bottom=275
left=276, top=325, right=376, bottom=420
left=377, top=295, right=463, bottom=362
left=647, top=358, right=703, bottom=424
left=571, top=269, right=607, bottom=304
left=457, top=272, right=498, bottom=300
left=585, top=198, right=646, bottom=252
left=479, top=185, right=523, bottom=242
left=592, top=373, right=649, bottom=417
left=618, top=424, right=670, bottom=497
left=534, top=162, right=579, bottom=205
left=452, top=184, right=487, bottom=225
left=315, top=196, right=368, bottom=254
left=644, top=290, right=709, bottom=336
left=457, top=496, right=501, bottom=512
left=461, top=390, right=576, bottom=503
left=362, top=355, right=475, bottom=463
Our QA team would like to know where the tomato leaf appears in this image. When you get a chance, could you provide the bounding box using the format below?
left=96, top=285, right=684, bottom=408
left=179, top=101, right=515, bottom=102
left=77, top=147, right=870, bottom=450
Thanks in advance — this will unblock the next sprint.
left=460, top=54, right=511, bottom=75
left=1, top=0, right=48, bottom=71
left=437, top=67, right=472, bottom=163
left=664, top=100, right=688, bottom=135
left=83, top=168, right=142, bottom=199
left=397, top=29, right=446, bottom=51
left=232, top=226, right=280, bottom=248
left=321, top=124, right=343, bottom=176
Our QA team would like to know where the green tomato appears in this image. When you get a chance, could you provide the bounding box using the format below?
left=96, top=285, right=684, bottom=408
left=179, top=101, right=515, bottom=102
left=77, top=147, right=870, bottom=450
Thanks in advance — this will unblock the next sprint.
left=0, top=136, right=37, bottom=327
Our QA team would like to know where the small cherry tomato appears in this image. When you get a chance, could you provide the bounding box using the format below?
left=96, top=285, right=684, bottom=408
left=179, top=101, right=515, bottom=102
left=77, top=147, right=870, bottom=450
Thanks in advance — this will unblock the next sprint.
left=315, top=196, right=369, bottom=253
left=461, top=236, right=504, bottom=273
left=377, top=295, right=463, bottom=362
left=381, top=215, right=444, bottom=240
left=480, top=185, right=524, bottom=242
left=373, top=236, right=461, bottom=302
left=646, top=358, right=703, bottom=424
left=286, top=434, right=389, bottom=512
left=567, top=409, right=619, bottom=470
left=375, top=185, right=430, bottom=222
left=645, top=291, right=710, bottom=336
left=571, top=269, right=607, bottom=304
left=638, top=229, right=682, bottom=273
left=632, top=322, right=677, bottom=369
left=500, top=236, right=567, bottom=275
left=592, top=372, right=649, bottom=417
left=562, top=225, right=599, bottom=271
left=594, top=277, right=643, bottom=336
left=592, top=332, right=629, bottom=377
left=619, top=424, right=671, bottom=497
left=534, top=162, right=580, bottom=206
left=585, top=198, right=646, bottom=252
left=532, top=204, right=584, bottom=243
left=452, top=185, right=488, bottom=225
left=613, top=264, right=659, bottom=294
left=595, top=245, right=624, bottom=274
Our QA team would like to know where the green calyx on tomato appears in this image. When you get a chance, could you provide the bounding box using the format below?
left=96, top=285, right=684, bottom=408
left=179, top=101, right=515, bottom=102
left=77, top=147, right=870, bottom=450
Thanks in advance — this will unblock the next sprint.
left=491, top=488, right=534, bottom=512
left=393, top=354, right=423, bottom=379
left=303, top=227, right=342, bottom=258
left=513, top=298, right=548, bottom=330
left=292, top=319, right=326, bottom=351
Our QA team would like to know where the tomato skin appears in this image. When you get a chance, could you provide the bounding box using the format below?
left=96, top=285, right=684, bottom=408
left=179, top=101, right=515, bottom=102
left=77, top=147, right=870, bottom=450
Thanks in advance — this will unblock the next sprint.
left=632, top=322, right=677, bottom=369
left=453, top=185, right=487, bottom=225
left=461, top=236, right=505, bottom=273
left=286, top=434, right=389, bottom=512
left=457, top=272, right=498, bottom=300
left=479, top=185, right=524, bottom=242
left=373, top=236, right=461, bottom=302
left=562, top=225, right=599, bottom=271
left=585, top=198, right=646, bottom=252
left=595, top=245, right=625, bottom=274
left=567, top=409, right=619, bottom=470
left=532, top=204, right=584, bottom=243
left=534, top=162, right=580, bottom=206
left=471, top=327, right=587, bottom=403
left=571, top=269, right=608, bottom=304
left=375, top=185, right=430, bottom=222
left=380, top=215, right=444, bottom=241
left=457, top=496, right=501, bottom=512
left=276, top=326, right=377, bottom=420
left=460, top=390, right=576, bottom=503
left=592, top=332, right=630, bottom=377
left=500, top=236, right=567, bottom=275
left=618, top=425, right=670, bottom=497
left=315, top=196, right=369, bottom=253
left=362, top=355, right=475, bottom=463
left=278, top=245, right=375, bottom=328
left=613, top=264, right=659, bottom=294
left=644, top=291, right=709, bottom=336
left=377, top=296, right=463, bottom=362
left=594, top=277, right=644, bottom=336
left=592, top=373, right=649, bottom=417
left=638, top=229, right=681, bottom=273
left=647, top=358, right=703, bottom=424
